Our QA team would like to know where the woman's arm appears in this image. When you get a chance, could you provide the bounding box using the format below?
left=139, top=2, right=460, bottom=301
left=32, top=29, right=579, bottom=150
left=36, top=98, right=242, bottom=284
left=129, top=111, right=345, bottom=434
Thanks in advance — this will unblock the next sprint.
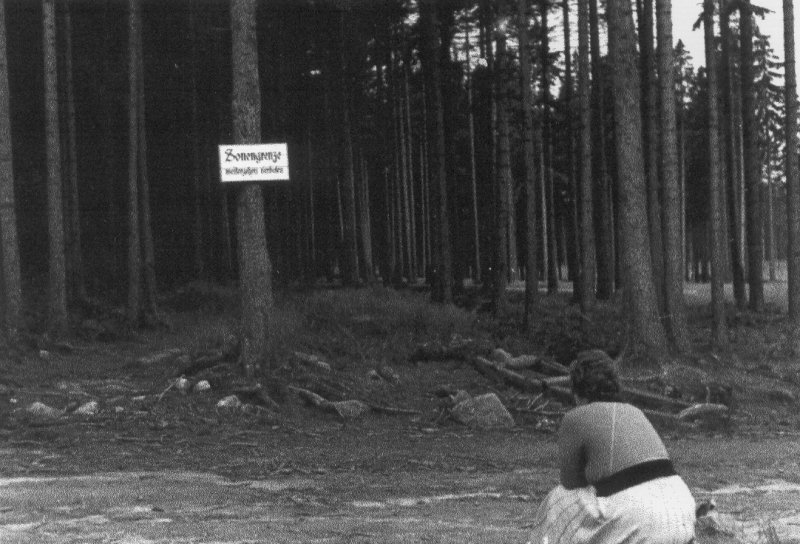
left=557, top=412, right=589, bottom=489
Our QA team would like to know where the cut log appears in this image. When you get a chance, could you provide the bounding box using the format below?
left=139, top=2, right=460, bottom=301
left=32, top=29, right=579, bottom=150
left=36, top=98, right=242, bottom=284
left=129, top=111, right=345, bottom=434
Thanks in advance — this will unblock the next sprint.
left=677, top=403, right=729, bottom=422
left=410, top=338, right=489, bottom=362
left=471, top=357, right=574, bottom=404
left=543, top=375, right=572, bottom=388
left=619, top=387, right=692, bottom=412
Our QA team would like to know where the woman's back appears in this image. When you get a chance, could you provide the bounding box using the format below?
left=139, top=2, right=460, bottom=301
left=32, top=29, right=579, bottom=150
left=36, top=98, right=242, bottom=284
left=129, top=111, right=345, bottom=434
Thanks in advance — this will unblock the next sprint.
left=558, top=402, right=669, bottom=487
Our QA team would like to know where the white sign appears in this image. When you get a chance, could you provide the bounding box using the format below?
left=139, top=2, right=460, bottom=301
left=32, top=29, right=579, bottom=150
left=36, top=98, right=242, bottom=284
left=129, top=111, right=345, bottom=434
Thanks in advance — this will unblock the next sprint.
left=218, top=143, right=290, bottom=182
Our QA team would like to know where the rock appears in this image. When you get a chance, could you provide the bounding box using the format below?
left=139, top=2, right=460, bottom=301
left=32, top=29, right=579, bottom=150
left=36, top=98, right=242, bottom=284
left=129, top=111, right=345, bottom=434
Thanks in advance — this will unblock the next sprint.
left=175, top=377, right=191, bottom=393
left=330, top=400, right=370, bottom=419
left=367, top=369, right=382, bottom=382
left=216, top=395, right=243, bottom=409
left=74, top=401, right=99, bottom=416
left=193, top=380, right=211, bottom=393
left=695, top=511, right=740, bottom=538
left=26, top=402, right=62, bottom=419
left=450, top=393, right=514, bottom=429
left=376, top=365, right=400, bottom=384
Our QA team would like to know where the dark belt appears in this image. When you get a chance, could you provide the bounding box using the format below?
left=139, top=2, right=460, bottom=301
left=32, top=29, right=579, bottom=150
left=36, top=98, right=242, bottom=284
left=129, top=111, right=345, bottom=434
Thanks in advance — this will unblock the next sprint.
left=592, top=459, right=677, bottom=497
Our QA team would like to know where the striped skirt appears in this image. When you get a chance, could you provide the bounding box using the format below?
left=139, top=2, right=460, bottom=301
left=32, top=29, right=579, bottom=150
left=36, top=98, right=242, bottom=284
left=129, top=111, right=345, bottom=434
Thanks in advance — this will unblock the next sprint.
left=527, top=475, right=696, bottom=544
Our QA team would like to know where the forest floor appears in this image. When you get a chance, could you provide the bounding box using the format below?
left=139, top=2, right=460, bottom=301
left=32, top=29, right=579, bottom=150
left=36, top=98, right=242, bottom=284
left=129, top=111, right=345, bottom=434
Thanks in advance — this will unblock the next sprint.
left=1, top=280, right=800, bottom=543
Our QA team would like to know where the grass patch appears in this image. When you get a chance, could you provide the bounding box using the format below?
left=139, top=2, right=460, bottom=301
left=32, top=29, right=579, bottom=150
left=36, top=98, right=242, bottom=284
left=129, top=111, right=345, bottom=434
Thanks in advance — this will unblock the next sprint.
left=259, top=286, right=483, bottom=370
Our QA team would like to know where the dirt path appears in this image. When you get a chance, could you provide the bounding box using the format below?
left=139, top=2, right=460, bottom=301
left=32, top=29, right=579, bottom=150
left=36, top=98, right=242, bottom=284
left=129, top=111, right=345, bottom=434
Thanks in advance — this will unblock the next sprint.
left=2, top=435, right=800, bottom=544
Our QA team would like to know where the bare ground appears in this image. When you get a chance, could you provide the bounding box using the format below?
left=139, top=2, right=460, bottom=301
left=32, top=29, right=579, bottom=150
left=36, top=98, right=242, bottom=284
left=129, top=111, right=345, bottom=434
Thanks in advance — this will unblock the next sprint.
left=2, top=281, right=800, bottom=543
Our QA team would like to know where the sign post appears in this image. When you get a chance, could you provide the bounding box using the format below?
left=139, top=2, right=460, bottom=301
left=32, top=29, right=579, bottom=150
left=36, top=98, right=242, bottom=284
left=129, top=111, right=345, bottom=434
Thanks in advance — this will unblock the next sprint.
left=218, top=143, right=290, bottom=182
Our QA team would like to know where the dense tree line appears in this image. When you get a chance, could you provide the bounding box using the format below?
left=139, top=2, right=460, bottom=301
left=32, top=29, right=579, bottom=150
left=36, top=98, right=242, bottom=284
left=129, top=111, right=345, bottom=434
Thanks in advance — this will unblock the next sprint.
left=0, top=0, right=799, bottom=367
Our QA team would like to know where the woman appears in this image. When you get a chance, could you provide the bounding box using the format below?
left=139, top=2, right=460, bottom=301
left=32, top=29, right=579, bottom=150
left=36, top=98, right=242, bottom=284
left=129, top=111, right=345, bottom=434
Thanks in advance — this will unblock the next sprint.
left=528, top=350, right=696, bottom=544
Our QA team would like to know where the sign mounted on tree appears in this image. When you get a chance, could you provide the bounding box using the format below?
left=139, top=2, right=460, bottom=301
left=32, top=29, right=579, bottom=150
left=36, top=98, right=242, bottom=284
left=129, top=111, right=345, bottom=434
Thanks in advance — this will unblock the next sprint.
left=218, top=143, right=289, bottom=182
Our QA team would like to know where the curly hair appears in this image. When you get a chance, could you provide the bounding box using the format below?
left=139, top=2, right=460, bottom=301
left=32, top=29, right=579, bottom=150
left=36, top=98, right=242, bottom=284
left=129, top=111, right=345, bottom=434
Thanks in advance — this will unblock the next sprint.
left=569, top=349, right=621, bottom=402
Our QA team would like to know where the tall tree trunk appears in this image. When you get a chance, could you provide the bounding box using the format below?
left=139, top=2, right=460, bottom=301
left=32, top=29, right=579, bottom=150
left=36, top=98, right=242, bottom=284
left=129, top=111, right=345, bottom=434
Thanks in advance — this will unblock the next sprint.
left=306, top=126, right=316, bottom=279
left=231, top=0, right=273, bottom=377
left=358, top=151, right=374, bottom=282
left=578, top=0, right=596, bottom=311
left=62, top=3, right=85, bottom=305
left=136, top=25, right=158, bottom=320
left=519, top=0, right=538, bottom=326
left=607, top=0, right=668, bottom=355
left=784, top=0, right=800, bottom=322
left=656, top=0, right=690, bottom=352
left=704, top=0, right=729, bottom=347
left=493, top=31, right=510, bottom=313
left=465, top=29, right=481, bottom=284
left=540, top=0, right=558, bottom=294
left=126, top=0, right=142, bottom=325
left=719, top=0, right=746, bottom=307
left=43, top=0, right=67, bottom=336
left=338, top=12, right=360, bottom=286
left=420, top=0, right=452, bottom=303
left=638, top=0, right=664, bottom=308
left=562, top=0, right=579, bottom=292
left=740, top=0, right=764, bottom=311
left=0, top=0, right=21, bottom=337
left=189, top=1, right=204, bottom=280
left=765, top=155, right=775, bottom=281
left=403, top=64, right=418, bottom=280
left=590, top=0, right=614, bottom=299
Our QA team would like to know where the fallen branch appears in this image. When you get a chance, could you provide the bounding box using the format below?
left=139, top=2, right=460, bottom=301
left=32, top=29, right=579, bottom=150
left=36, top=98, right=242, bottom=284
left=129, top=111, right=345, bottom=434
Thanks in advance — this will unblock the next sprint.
left=137, top=348, right=185, bottom=366
left=365, top=402, right=422, bottom=416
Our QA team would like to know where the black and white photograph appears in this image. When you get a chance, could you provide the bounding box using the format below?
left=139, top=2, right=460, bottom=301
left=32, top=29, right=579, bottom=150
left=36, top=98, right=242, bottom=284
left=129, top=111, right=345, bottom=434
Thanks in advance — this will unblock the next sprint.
left=1, top=0, right=800, bottom=542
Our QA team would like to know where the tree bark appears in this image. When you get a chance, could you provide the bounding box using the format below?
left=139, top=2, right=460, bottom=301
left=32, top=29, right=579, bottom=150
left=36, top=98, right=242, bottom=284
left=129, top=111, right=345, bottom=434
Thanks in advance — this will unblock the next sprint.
left=0, top=0, right=21, bottom=337
left=607, top=0, right=668, bottom=355
left=540, top=0, right=557, bottom=294
left=562, top=0, right=579, bottom=293
left=189, top=1, right=204, bottom=280
left=231, top=0, right=273, bottom=377
left=419, top=0, right=452, bottom=304
left=785, top=0, right=800, bottom=322
left=465, top=29, right=481, bottom=284
left=704, top=0, right=729, bottom=347
left=519, top=0, right=538, bottom=326
left=62, top=3, right=85, bottom=305
left=578, top=0, right=596, bottom=312
left=590, top=0, right=614, bottom=299
left=638, top=0, right=664, bottom=308
left=656, top=0, right=690, bottom=352
left=338, top=12, right=360, bottom=286
left=126, top=0, right=142, bottom=325
left=43, top=0, right=67, bottom=336
left=740, top=0, right=764, bottom=311
left=493, top=30, right=510, bottom=313
left=719, top=0, right=746, bottom=308
left=136, top=25, right=158, bottom=320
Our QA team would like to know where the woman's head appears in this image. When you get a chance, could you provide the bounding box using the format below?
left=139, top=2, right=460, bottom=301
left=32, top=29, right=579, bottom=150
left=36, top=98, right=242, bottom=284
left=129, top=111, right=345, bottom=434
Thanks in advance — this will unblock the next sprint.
left=569, top=349, right=620, bottom=402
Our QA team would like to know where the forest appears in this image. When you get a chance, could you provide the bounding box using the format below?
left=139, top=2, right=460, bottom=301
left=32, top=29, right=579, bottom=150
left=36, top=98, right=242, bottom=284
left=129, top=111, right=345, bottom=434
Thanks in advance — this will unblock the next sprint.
left=0, top=0, right=799, bottom=371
